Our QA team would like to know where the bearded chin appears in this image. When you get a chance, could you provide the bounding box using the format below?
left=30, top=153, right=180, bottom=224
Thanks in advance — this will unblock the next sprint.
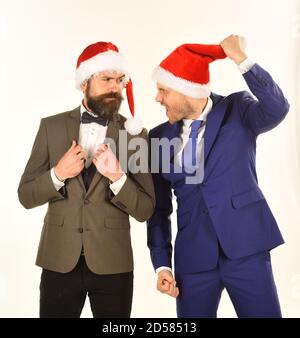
left=87, top=97, right=123, bottom=121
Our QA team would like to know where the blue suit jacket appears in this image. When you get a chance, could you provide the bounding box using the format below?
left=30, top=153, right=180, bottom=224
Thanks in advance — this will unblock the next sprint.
left=147, top=64, right=289, bottom=274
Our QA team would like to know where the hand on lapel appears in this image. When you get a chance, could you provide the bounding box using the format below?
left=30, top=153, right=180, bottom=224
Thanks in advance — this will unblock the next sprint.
left=54, top=140, right=87, bottom=181
left=93, top=144, right=124, bottom=182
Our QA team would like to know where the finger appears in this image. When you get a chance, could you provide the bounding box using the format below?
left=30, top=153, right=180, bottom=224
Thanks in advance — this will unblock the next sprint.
left=93, top=151, right=103, bottom=162
left=168, top=280, right=177, bottom=296
left=100, top=145, right=110, bottom=155
left=159, top=284, right=170, bottom=293
left=68, top=140, right=77, bottom=151
left=70, top=144, right=83, bottom=154
left=162, top=280, right=171, bottom=290
left=157, top=280, right=170, bottom=292
left=164, top=279, right=174, bottom=292
left=166, top=282, right=178, bottom=297
left=76, top=150, right=87, bottom=160
left=160, top=274, right=174, bottom=284
left=94, top=150, right=102, bottom=157
left=93, top=156, right=98, bottom=164
left=98, top=144, right=107, bottom=152
left=169, top=287, right=179, bottom=298
left=94, top=150, right=104, bottom=159
left=75, top=145, right=84, bottom=154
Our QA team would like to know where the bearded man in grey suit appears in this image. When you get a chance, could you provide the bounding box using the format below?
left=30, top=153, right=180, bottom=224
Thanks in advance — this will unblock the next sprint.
left=18, top=41, right=155, bottom=318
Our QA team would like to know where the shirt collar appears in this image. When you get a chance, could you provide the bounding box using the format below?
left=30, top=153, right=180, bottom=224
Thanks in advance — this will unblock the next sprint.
left=182, top=97, right=212, bottom=128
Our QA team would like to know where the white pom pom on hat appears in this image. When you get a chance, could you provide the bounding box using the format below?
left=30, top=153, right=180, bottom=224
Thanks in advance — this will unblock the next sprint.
left=75, top=41, right=143, bottom=135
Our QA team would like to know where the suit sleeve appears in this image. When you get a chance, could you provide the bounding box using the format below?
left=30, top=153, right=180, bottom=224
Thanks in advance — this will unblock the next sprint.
left=146, top=130, right=173, bottom=271
left=18, top=119, right=66, bottom=209
left=110, top=128, right=156, bottom=222
left=239, top=63, right=290, bottom=135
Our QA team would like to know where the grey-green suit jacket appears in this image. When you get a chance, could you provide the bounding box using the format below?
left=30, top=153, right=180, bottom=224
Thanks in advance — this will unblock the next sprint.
left=18, top=107, right=155, bottom=274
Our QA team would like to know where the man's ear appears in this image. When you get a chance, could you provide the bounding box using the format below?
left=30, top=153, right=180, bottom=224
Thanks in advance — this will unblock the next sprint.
left=81, top=81, right=87, bottom=93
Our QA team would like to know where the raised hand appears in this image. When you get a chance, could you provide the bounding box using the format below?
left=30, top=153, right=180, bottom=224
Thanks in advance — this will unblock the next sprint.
left=220, top=34, right=248, bottom=65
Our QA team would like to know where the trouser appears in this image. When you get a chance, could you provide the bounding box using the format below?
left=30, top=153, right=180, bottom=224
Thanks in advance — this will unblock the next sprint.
left=175, top=247, right=281, bottom=318
left=39, top=255, right=133, bottom=318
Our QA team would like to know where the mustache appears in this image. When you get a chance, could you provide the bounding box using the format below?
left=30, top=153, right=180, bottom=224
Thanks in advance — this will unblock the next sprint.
left=96, top=92, right=123, bottom=101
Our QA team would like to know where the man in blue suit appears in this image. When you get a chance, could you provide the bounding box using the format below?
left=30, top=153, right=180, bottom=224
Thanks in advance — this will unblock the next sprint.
left=147, top=35, right=289, bottom=318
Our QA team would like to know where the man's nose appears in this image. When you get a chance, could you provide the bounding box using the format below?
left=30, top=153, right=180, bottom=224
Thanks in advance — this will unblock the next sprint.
left=109, top=80, right=118, bottom=92
left=155, top=92, right=162, bottom=103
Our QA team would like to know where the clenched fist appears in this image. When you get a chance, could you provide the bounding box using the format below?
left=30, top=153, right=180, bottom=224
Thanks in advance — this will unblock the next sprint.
left=157, top=270, right=179, bottom=298
left=220, top=34, right=248, bottom=65
left=54, top=140, right=87, bottom=181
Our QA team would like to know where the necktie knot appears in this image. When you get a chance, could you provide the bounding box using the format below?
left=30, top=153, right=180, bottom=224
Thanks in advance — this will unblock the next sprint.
left=81, top=111, right=108, bottom=126
left=190, top=120, right=203, bottom=134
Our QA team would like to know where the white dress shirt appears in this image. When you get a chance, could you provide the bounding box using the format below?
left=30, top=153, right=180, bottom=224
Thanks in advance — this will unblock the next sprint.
left=50, top=104, right=127, bottom=195
left=156, top=58, right=255, bottom=275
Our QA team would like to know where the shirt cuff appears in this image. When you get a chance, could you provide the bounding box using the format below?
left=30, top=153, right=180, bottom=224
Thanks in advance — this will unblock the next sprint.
left=238, top=57, right=255, bottom=74
left=109, top=173, right=127, bottom=195
left=50, top=168, right=65, bottom=191
left=156, top=266, right=172, bottom=274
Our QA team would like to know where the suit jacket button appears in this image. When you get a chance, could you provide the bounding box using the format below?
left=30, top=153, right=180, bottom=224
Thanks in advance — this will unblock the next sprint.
left=78, top=227, right=83, bottom=233
left=84, top=199, right=90, bottom=205
left=201, top=181, right=207, bottom=186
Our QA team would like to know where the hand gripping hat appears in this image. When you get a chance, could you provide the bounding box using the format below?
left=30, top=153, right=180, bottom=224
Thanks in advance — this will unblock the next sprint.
left=152, top=37, right=247, bottom=98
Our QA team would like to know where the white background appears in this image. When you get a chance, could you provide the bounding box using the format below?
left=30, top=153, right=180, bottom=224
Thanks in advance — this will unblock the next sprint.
left=0, top=0, right=299, bottom=317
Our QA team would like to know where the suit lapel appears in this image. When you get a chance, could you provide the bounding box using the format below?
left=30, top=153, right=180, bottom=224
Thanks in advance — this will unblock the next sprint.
left=163, top=121, right=182, bottom=160
left=204, top=93, right=227, bottom=163
left=66, top=107, right=86, bottom=190
left=66, top=106, right=81, bottom=144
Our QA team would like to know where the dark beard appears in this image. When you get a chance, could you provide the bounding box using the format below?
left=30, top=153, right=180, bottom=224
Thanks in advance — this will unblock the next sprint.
left=86, top=83, right=124, bottom=121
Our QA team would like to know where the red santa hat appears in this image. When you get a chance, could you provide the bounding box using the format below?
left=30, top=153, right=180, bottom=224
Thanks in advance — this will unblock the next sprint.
left=152, top=43, right=227, bottom=98
left=75, top=41, right=143, bottom=135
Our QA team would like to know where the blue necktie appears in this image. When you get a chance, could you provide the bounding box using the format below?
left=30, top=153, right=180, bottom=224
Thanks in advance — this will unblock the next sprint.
left=182, top=120, right=203, bottom=172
